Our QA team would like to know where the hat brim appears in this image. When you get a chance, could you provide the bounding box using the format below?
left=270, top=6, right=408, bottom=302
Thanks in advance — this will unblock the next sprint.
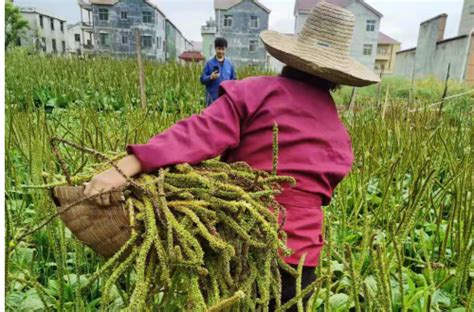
left=261, top=30, right=380, bottom=87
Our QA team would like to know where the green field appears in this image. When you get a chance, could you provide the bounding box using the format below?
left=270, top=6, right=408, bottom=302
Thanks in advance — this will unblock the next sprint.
left=5, top=49, right=473, bottom=311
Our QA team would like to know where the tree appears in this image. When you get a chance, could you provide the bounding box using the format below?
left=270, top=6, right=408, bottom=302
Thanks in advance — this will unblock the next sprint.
left=5, top=0, right=29, bottom=49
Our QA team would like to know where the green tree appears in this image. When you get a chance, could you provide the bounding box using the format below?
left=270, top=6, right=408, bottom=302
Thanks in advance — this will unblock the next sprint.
left=5, top=0, right=29, bottom=49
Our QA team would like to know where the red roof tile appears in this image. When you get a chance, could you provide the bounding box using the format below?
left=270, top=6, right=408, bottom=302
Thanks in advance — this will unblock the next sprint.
left=179, top=51, right=204, bottom=61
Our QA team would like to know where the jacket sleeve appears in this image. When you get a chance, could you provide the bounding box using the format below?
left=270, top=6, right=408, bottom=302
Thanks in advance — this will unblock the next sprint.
left=230, top=64, right=237, bottom=80
left=127, top=92, right=245, bottom=173
left=200, top=61, right=212, bottom=85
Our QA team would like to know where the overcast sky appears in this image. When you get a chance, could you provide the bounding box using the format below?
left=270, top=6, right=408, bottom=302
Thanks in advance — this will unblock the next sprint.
left=14, top=0, right=464, bottom=49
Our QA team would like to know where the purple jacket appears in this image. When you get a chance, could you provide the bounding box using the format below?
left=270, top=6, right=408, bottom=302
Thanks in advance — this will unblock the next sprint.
left=128, top=76, right=354, bottom=266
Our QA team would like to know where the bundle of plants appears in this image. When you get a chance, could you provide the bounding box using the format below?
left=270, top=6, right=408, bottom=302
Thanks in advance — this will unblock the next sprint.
left=32, top=136, right=317, bottom=312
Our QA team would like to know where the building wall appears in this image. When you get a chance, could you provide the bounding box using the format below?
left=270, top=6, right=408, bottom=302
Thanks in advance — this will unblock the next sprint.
left=345, top=2, right=380, bottom=69
left=202, top=32, right=216, bottom=60
left=295, top=12, right=308, bottom=35
left=165, top=21, right=177, bottom=60
left=20, top=11, right=68, bottom=53
left=433, top=36, right=470, bottom=82
left=393, top=49, right=416, bottom=78
left=216, top=1, right=269, bottom=67
left=92, top=0, right=166, bottom=60
left=67, top=23, right=83, bottom=54
left=458, top=0, right=474, bottom=35
left=393, top=35, right=473, bottom=85
left=465, top=36, right=474, bottom=84
left=295, top=3, right=381, bottom=69
left=414, top=15, right=447, bottom=78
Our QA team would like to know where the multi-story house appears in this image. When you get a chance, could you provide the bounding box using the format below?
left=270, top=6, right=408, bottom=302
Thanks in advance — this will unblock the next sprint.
left=294, top=0, right=382, bottom=70
left=18, top=7, right=68, bottom=54
left=201, top=0, right=271, bottom=67
left=375, top=32, right=401, bottom=75
left=78, top=0, right=189, bottom=61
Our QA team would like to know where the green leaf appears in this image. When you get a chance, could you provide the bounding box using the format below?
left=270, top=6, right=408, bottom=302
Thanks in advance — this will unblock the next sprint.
left=329, top=293, right=350, bottom=310
left=19, top=289, right=45, bottom=311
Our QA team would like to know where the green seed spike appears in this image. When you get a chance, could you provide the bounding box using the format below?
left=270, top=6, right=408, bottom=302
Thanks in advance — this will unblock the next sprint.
left=100, top=248, right=138, bottom=309
left=296, top=253, right=307, bottom=312
left=208, top=290, right=245, bottom=312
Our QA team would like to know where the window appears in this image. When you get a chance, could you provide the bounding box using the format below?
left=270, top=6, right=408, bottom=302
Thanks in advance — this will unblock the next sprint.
left=42, top=37, right=46, bottom=52
left=50, top=18, right=55, bottom=31
left=363, top=44, right=373, bottom=55
left=157, top=36, right=161, bottom=49
left=75, top=34, right=81, bottom=42
left=39, top=15, right=44, bottom=28
left=122, top=36, right=128, bottom=45
left=141, top=35, right=152, bottom=48
left=250, top=16, right=259, bottom=28
left=143, top=11, right=152, bottom=23
left=60, top=21, right=64, bottom=32
left=377, top=46, right=388, bottom=55
left=99, top=8, right=109, bottom=21
left=121, top=11, right=128, bottom=19
left=62, top=41, right=66, bottom=53
left=52, top=39, right=57, bottom=53
left=249, top=40, right=258, bottom=52
left=366, top=20, right=376, bottom=32
left=224, top=15, right=233, bottom=27
left=100, top=33, right=110, bottom=46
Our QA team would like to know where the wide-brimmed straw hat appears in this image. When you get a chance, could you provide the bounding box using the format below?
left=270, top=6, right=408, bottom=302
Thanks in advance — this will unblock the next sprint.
left=261, top=1, right=380, bottom=87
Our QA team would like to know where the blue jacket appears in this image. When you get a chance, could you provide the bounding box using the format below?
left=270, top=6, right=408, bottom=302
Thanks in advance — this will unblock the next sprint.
left=200, top=57, right=237, bottom=106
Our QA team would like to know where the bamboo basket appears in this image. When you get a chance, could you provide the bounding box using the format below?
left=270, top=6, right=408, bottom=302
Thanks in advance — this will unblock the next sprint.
left=53, top=186, right=131, bottom=258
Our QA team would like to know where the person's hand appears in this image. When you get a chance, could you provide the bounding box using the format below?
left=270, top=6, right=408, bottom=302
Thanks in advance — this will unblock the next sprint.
left=83, top=155, right=142, bottom=206
left=84, top=168, right=128, bottom=206
left=210, top=71, right=220, bottom=80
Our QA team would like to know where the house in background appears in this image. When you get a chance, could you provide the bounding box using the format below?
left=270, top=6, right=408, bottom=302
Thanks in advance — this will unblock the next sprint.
left=394, top=1, right=474, bottom=85
left=18, top=7, right=68, bottom=54
left=67, top=22, right=83, bottom=54
left=201, top=17, right=217, bottom=60
left=78, top=0, right=190, bottom=61
left=294, top=0, right=382, bottom=70
left=201, top=0, right=271, bottom=67
left=375, top=32, right=401, bottom=75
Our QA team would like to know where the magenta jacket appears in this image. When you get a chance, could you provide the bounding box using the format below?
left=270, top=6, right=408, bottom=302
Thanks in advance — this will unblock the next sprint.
left=127, top=76, right=354, bottom=266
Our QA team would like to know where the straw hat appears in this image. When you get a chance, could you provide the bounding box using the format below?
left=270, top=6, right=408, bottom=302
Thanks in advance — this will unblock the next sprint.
left=260, top=1, right=380, bottom=87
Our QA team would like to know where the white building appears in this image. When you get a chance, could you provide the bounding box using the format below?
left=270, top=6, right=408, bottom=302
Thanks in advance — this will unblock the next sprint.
left=67, top=22, right=83, bottom=54
left=19, top=7, right=68, bottom=54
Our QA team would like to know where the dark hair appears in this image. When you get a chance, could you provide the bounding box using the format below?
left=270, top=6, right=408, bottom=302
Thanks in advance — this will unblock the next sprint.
left=214, top=37, right=228, bottom=48
left=280, top=66, right=340, bottom=91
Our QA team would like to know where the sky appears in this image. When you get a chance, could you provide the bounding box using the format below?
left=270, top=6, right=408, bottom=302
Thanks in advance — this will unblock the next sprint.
left=14, top=0, right=465, bottom=50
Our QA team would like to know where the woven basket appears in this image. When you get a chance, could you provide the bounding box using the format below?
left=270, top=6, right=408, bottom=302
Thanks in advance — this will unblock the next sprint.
left=53, top=186, right=132, bottom=258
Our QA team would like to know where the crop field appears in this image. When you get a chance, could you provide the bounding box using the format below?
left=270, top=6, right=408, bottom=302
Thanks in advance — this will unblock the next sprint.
left=5, top=49, right=473, bottom=311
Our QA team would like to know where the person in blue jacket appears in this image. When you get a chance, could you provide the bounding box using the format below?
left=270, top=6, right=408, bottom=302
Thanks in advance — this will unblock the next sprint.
left=200, top=38, right=237, bottom=106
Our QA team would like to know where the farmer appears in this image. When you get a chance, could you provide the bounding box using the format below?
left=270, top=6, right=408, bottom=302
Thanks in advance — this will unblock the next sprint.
left=200, top=37, right=237, bottom=106
left=85, top=3, right=379, bottom=310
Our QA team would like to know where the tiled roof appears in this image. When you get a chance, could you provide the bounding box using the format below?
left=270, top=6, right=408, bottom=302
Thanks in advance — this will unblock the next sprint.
left=378, top=32, right=400, bottom=45
left=294, top=0, right=382, bottom=17
left=179, top=51, right=204, bottom=61
left=214, top=0, right=271, bottom=13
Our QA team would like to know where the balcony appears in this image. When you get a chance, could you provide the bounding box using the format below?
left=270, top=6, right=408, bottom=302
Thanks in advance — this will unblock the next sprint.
left=81, top=22, right=93, bottom=32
